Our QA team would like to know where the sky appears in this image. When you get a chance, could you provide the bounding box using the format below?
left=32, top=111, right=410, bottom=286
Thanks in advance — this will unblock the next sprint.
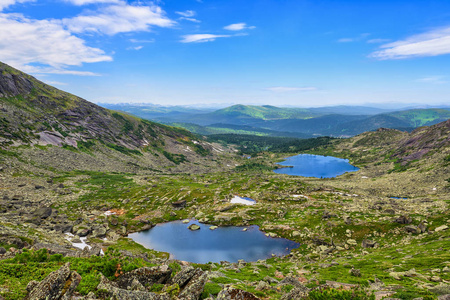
left=1, top=0, right=450, bottom=107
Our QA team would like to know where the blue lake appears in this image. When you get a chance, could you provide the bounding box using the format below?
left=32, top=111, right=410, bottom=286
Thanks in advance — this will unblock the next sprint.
left=129, top=220, right=299, bottom=263
left=273, top=154, right=359, bottom=178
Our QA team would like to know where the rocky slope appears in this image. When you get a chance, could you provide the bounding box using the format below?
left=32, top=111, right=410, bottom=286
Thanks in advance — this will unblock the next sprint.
left=0, top=61, right=236, bottom=174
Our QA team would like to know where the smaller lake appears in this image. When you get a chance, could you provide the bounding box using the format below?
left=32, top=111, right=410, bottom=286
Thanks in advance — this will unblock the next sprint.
left=274, top=154, right=359, bottom=178
left=129, top=220, right=299, bottom=263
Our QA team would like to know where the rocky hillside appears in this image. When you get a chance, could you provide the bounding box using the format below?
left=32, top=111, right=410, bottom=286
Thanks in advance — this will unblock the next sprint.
left=0, top=62, right=235, bottom=173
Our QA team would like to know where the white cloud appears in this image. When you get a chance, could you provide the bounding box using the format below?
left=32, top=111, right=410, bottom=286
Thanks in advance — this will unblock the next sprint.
left=0, top=13, right=111, bottom=74
left=265, top=87, right=318, bottom=92
left=65, top=0, right=120, bottom=5
left=179, top=17, right=200, bottom=23
left=371, top=27, right=450, bottom=60
left=127, top=45, right=143, bottom=50
left=224, top=22, right=255, bottom=31
left=180, top=33, right=231, bottom=43
left=130, top=38, right=154, bottom=43
left=0, top=0, right=33, bottom=11
left=416, top=76, right=447, bottom=84
left=175, top=10, right=195, bottom=18
left=64, top=3, right=175, bottom=35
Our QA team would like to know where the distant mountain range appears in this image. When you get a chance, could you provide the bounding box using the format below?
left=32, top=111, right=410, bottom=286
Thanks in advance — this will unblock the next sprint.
left=101, top=103, right=450, bottom=138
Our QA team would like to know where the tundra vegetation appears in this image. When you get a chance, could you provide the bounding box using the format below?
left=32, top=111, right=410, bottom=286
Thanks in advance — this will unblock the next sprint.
left=0, top=62, right=449, bottom=299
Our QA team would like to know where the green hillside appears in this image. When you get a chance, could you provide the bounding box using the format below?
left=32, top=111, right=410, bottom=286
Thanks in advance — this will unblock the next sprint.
left=388, top=108, right=450, bottom=127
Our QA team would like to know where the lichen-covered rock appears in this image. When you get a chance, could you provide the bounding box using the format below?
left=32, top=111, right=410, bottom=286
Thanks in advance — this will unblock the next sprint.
left=26, top=262, right=81, bottom=300
left=178, top=269, right=208, bottom=300
left=361, top=239, right=377, bottom=248
left=170, top=266, right=197, bottom=288
left=188, top=224, right=200, bottom=231
left=280, top=286, right=310, bottom=300
left=216, top=287, right=260, bottom=300
left=116, top=265, right=172, bottom=289
left=97, top=274, right=169, bottom=300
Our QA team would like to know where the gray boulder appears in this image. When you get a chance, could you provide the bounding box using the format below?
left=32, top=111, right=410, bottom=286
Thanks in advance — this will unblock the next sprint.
left=97, top=274, right=169, bottom=300
left=178, top=270, right=208, bottom=300
left=362, top=239, right=378, bottom=248
left=217, top=287, right=260, bottom=300
left=33, top=207, right=53, bottom=219
left=25, top=262, right=81, bottom=300
left=117, top=265, right=172, bottom=289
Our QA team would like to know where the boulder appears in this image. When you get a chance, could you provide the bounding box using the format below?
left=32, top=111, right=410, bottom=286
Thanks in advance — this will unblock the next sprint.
left=188, top=224, right=200, bottom=231
left=435, top=225, right=449, bottom=232
left=394, top=215, right=412, bottom=224
left=216, top=287, right=260, bottom=300
left=117, top=265, right=172, bottom=289
left=97, top=274, right=169, bottom=300
left=405, top=225, right=421, bottom=234
left=33, top=207, right=53, bottom=219
left=170, top=266, right=197, bottom=288
left=361, top=239, right=377, bottom=248
left=25, top=262, right=81, bottom=300
left=91, top=226, right=107, bottom=238
left=281, top=285, right=310, bottom=300
left=171, top=200, right=187, bottom=209
left=178, top=270, right=208, bottom=300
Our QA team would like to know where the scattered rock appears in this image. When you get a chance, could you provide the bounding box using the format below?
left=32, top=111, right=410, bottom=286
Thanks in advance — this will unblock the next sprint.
left=209, top=226, right=218, bottom=230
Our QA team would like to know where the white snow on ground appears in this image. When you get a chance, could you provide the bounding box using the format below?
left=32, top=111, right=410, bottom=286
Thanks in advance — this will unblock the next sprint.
left=230, top=196, right=256, bottom=205
left=65, top=233, right=91, bottom=250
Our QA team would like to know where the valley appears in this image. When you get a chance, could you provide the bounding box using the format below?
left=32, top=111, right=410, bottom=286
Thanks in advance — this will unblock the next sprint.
left=0, top=62, right=449, bottom=299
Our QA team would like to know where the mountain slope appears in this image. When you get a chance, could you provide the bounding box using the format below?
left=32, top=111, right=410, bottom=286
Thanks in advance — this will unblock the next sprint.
left=0, top=62, right=231, bottom=173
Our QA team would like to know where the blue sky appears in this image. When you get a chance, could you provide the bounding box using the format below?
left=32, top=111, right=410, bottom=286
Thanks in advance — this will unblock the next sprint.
left=1, top=0, right=450, bottom=107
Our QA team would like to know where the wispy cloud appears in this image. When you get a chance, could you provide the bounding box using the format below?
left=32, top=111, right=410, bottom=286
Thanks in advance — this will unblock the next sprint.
left=127, top=45, right=143, bottom=51
left=175, top=10, right=200, bottom=23
left=179, top=17, right=200, bottom=23
left=130, top=38, right=154, bottom=43
left=63, top=2, right=175, bottom=35
left=0, top=13, right=111, bottom=75
left=265, top=87, right=318, bottom=92
left=416, top=76, right=447, bottom=84
left=370, top=27, right=450, bottom=60
left=224, top=22, right=255, bottom=31
left=337, top=33, right=370, bottom=43
left=180, top=34, right=231, bottom=43
left=64, top=0, right=120, bottom=5
left=175, top=10, right=195, bottom=18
